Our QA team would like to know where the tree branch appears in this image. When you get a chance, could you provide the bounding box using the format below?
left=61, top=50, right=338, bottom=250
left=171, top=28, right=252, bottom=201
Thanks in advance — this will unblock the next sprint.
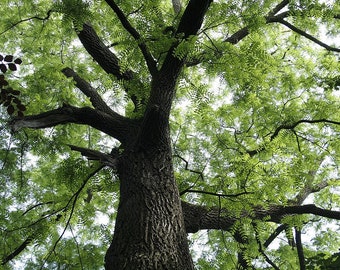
left=9, top=104, right=138, bottom=144
left=40, top=165, right=103, bottom=270
left=295, top=227, right=306, bottom=270
left=225, top=0, right=340, bottom=52
left=275, top=19, right=340, bottom=52
left=268, top=0, right=289, bottom=17
left=181, top=189, right=252, bottom=198
left=175, top=153, right=204, bottom=182
left=264, top=224, right=288, bottom=248
left=77, top=23, right=134, bottom=81
left=181, top=201, right=236, bottom=233
left=1, top=236, right=33, bottom=265
left=182, top=201, right=340, bottom=233
left=290, top=179, right=330, bottom=205
left=22, top=201, right=54, bottom=216
left=77, top=23, right=145, bottom=110
left=270, top=119, right=340, bottom=140
left=104, top=0, right=158, bottom=76
left=270, top=204, right=340, bottom=221
left=0, top=10, right=53, bottom=36
left=254, top=223, right=280, bottom=270
left=159, top=0, right=213, bottom=76
left=61, top=67, right=118, bottom=117
left=68, top=144, right=118, bottom=168
left=247, top=119, right=340, bottom=156
left=225, top=0, right=290, bottom=44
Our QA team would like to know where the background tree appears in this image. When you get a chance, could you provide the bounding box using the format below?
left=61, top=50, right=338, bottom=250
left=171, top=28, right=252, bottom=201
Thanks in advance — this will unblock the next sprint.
left=1, top=0, right=340, bottom=269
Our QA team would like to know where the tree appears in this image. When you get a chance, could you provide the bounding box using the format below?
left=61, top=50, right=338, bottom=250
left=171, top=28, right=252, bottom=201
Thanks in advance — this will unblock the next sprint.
left=1, top=0, right=340, bottom=269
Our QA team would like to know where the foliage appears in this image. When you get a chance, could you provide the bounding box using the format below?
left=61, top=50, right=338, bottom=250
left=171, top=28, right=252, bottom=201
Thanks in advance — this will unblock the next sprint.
left=0, top=54, right=25, bottom=116
left=0, top=0, right=340, bottom=269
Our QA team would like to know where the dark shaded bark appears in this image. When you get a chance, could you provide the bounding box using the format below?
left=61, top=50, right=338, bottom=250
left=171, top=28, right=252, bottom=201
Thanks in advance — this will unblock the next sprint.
left=68, top=144, right=118, bottom=167
left=77, top=23, right=134, bottom=81
left=181, top=202, right=340, bottom=233
left=295, top=228, right=306, bottom=270
left=10, top=104, right=139, bottom=145
left=1, top=236, right=33, bottom=265
left=105, top=149, right=194, bottom=269
left=6, top=0, right=340, bottom=268
left=61, top=67, right=118, bottom=117
left=139, top=0, right=213, bottom=150
left=77, top=22, right=144, bottom=109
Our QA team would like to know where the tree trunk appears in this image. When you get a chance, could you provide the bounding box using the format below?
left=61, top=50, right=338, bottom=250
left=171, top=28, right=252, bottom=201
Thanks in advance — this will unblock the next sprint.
left=105, top=148, right=194, bottom=269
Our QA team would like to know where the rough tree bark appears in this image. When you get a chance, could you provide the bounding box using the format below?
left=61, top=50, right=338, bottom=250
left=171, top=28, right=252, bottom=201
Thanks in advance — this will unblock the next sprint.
left=102, top=0, right=213, bottom=268
left=105, top=149, right=193, bottom=269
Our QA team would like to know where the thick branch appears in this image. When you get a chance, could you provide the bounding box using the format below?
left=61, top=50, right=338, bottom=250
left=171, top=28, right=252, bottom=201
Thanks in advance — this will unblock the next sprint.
left=156, top=0, right=213, bottom=87
left=104, top=0, right=158, bottom=76
left=290, top=180, right=329, bottom=205
left=68, top=144, right=117, bottom=168
left=159, top=0, right=213, bottom=76
left=269, top=204, right=340, bottom=221
left=77, top=23, right=133, bottom=80
left=2, top=236, right=33, bottom=265
left=268, top=0, right=289, bottom=17
left=264, top=224, right=288, bottom=248
left=62, top=67, right=118, bottom=117
left=10, top=104, right=138, bottom=144
left=182, top=202, right=340, bottom=233
left=182, top=201, right=236, bottom=233
left=181, top=189, right=251, bottom=198
left=77, top=23, right=144, bottom=110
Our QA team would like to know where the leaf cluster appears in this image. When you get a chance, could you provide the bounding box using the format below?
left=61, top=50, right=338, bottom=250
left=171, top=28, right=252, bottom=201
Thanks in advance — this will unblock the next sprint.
left=0, top=55, right=26, bottom=116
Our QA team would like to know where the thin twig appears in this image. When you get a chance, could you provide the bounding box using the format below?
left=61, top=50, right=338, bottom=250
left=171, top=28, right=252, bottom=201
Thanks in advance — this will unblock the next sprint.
left=247, top=118, right=340, bottom=156
left=40, top=165, right=103, bottom=269
left=0, top=10, right=52, bottom=36
left=21, top=201, right=54, bottom=216
left=70, top=224, right=84, bottom=270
